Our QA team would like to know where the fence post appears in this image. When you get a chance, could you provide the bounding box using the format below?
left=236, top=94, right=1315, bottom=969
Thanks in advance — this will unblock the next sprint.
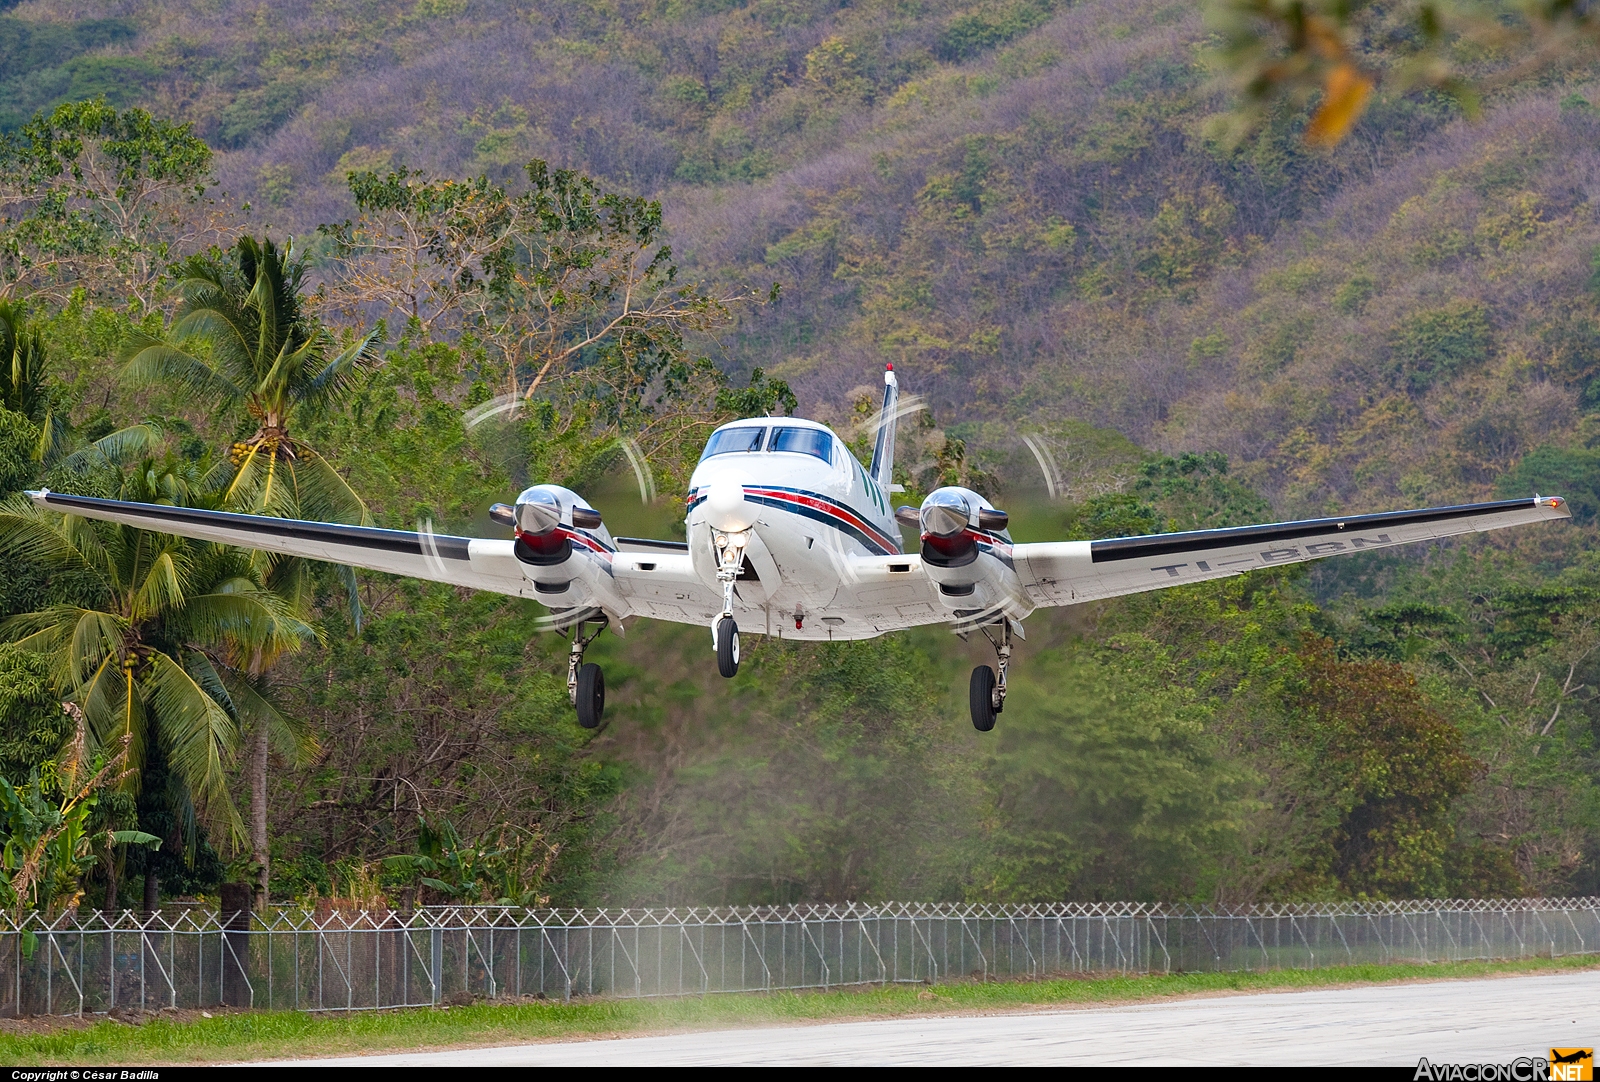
left=219, top=884, right=252, bottom=1007
left=430, top=924, right=443, bottom=1004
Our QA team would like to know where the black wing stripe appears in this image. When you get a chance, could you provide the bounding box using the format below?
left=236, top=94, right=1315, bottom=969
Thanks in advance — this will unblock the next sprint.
left=37, top=491, right=474, bottom=561
left=1089, top=498, right=1540, bottom=564
left=614, top=536, right=691, bottom=553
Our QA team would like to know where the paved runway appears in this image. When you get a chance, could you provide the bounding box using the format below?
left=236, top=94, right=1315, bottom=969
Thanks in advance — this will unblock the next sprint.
left=259, top=970, right=1599, bottom=1066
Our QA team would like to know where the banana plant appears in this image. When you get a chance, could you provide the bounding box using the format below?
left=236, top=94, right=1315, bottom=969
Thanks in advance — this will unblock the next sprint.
left=0, top=732, right=159, bottom=932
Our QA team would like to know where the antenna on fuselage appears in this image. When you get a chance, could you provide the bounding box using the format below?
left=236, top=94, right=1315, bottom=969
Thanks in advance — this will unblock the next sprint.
left=869, top=363, right=899, bottom=488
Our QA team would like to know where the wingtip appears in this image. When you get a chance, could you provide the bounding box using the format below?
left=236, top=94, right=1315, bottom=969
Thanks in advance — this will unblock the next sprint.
left=22, top=488, right=49, bottom=504
left=1537, top=494, right=1571, bottom=516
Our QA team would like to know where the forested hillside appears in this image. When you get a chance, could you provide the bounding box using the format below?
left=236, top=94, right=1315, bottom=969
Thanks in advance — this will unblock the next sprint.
left=1, top=0, right=1598, bottom=909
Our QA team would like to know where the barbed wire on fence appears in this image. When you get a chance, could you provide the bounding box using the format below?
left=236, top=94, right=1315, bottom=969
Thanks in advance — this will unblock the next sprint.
left=6, top=896, right=1597, bottom=934
left=1, top=898, right=1595, bottom=1018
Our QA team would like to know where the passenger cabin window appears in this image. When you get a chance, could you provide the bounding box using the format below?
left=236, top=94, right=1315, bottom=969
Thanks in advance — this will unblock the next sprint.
left=768, top=426, right=833, bottom=465
left=700, top=426, right=766, bottom=461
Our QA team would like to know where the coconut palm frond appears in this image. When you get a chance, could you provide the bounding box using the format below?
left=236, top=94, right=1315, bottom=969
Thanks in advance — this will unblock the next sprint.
left=336, top=562, right=363, bottom=633
left=297, top=330, right=382, bottom=410
left=184, top=588, right=313, bottom=657
left=0, top=606, right=80, bottom=661
left=144, top=651, right=244, bottom=848
left=218, top=666, right=318, bottom=765
left=0, top=300, right=53, bottom=422
left=173, top=304, right=261, bottom=395
left=65, top=608, right=129, bottom=689
left=130, top=551, right=186, bottom=622
left=288, top=445, right=370, bottom=525
left=0, top=502, right=84, bottom=569
left=59, top=512, right=117, bottom=585
left=56, top=422, right=166, bottom=474
left=79, top=656, right=143, bottom=777
left=122, top=338, right=243, bottom=408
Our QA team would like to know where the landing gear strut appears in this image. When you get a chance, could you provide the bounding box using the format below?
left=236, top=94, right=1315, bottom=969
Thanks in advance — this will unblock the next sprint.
left=969, top=619, right=1012, bottom=732
left=711, top=528, right=748, bottom=679
left=568, top=614, right=608, bottom=729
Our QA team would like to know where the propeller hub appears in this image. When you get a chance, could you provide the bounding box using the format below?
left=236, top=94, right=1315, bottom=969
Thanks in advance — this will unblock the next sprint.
left=920, top=489, right=972, bottom=538
left=515, top=487, right=562, bottom=535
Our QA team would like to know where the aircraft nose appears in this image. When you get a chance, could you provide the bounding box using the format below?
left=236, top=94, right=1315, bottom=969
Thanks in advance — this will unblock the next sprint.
left=704, top=475, right=756, bottom=532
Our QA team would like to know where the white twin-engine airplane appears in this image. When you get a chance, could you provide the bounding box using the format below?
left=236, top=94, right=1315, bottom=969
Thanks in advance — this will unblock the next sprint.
left=27, top=365, right=1571, bottom=732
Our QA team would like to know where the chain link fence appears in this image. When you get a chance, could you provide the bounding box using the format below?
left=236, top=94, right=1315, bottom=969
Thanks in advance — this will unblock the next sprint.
left=3, top=897, right=1596, bottom=1017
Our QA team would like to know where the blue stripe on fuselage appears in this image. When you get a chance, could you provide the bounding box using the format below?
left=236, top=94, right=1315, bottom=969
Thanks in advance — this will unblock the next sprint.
left=687, top=485, right=900, bottom=556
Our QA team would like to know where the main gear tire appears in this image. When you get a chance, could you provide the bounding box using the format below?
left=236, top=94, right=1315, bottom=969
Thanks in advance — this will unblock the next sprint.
left=576, top=662, right=605, bottom=729
left=716, top=617, right=740, bottom=678
left=970, top=665, right=997, bottom=732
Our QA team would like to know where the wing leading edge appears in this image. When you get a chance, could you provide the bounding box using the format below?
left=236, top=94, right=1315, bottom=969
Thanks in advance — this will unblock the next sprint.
left=1015, top=496, right=1570, bottom=608
left=24, top=489, right=536, bottom=598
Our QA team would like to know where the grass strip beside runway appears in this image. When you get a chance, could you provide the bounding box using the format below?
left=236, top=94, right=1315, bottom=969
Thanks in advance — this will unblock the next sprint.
left=7, top=954, right=1598, bottom=1066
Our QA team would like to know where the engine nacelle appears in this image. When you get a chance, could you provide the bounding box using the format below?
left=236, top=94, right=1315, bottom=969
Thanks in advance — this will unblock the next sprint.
left=909, top=486, right=1017, bottom=616
left=504, top=484, right=612, bottom=577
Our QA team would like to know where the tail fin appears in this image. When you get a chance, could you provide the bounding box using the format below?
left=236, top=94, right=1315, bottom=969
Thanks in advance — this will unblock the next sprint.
left=869, top=364, right=899, bottom=488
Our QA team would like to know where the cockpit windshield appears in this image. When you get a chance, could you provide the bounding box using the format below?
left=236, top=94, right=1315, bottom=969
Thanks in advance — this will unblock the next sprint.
left=768, top=425, right=834, bottom=464
left=699, top=426, right=766, bottom=461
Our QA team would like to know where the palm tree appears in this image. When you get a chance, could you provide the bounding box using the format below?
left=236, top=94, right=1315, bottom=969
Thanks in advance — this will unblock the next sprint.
left=122, top=235, right=379, bottom=904
left=1, top=300, right=65, bottom=462
left=0, top=458, right=313, bottom=883
left=122, top=237, right=380, bottom=524
left=1, top=299, right=171, bottom=482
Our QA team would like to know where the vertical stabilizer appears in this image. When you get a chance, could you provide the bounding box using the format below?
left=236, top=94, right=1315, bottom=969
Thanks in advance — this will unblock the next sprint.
left=869, top=364, right=899, bottom=488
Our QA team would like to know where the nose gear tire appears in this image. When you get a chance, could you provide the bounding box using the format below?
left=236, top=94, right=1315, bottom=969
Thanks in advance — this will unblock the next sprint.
left=716, top=617, right=740, bottom=678
left=576, top=662, right=605, bottom=729
left=970, top=665, right=997, bottom=731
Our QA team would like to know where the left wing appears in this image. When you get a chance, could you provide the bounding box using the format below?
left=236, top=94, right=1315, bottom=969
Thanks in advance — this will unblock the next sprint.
left=1014, top=496, right=1571, bottom=607
left=24, top=489, right=537, bottom=598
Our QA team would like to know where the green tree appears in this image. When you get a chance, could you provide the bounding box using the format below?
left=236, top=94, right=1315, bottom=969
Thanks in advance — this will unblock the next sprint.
left=320, top=162, right=765, bottom=401
left=0, top=99, right=215, bottom=307
left=1203, top=0, right=1600, bottom=145
left=0, top=728, right=158, bottom=918
left=0, top=459, right=312, bottom=861
left=0, top=645, right=70, bottom=783
left=0, top=407, right=36, bottom=497
left=123, top=234, right=375, bottom=904
left=0, top=299, right=65, bottom=464
left=123, top=236, right=380, bottom=528
left=1276, top=639, right=1481, bottom=898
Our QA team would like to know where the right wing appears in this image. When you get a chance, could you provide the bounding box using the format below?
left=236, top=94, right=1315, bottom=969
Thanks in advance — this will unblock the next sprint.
left=1015, top=496, right=1571, bottom=607
left=25, top=489, right=538, bottom=598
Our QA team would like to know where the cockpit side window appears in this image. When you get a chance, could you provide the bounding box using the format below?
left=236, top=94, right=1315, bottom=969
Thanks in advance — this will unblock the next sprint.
left=699, top=426, right=767, bottom=461
left=768, top=426, right=833, bottom=464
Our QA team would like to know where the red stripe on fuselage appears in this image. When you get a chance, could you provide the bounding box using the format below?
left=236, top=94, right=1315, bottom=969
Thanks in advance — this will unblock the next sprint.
left=743, top=487, right=900, bottom=554
left=558, top=527, right=613, bottom=560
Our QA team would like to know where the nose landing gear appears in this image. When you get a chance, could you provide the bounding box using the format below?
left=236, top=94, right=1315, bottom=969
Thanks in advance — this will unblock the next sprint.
left=568, top=614, right=608, bottom=729
left=969, top=618, right=1012, bottom=732
left=716, top=616, right=740, bottom=678
left=711, top=528, right=749, bottom=679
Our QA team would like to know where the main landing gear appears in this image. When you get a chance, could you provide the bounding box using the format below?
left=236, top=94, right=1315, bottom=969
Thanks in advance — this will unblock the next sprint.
left=969, top=619, right=1012, bottom=732
left=568, top=614, right=608, bottom=729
